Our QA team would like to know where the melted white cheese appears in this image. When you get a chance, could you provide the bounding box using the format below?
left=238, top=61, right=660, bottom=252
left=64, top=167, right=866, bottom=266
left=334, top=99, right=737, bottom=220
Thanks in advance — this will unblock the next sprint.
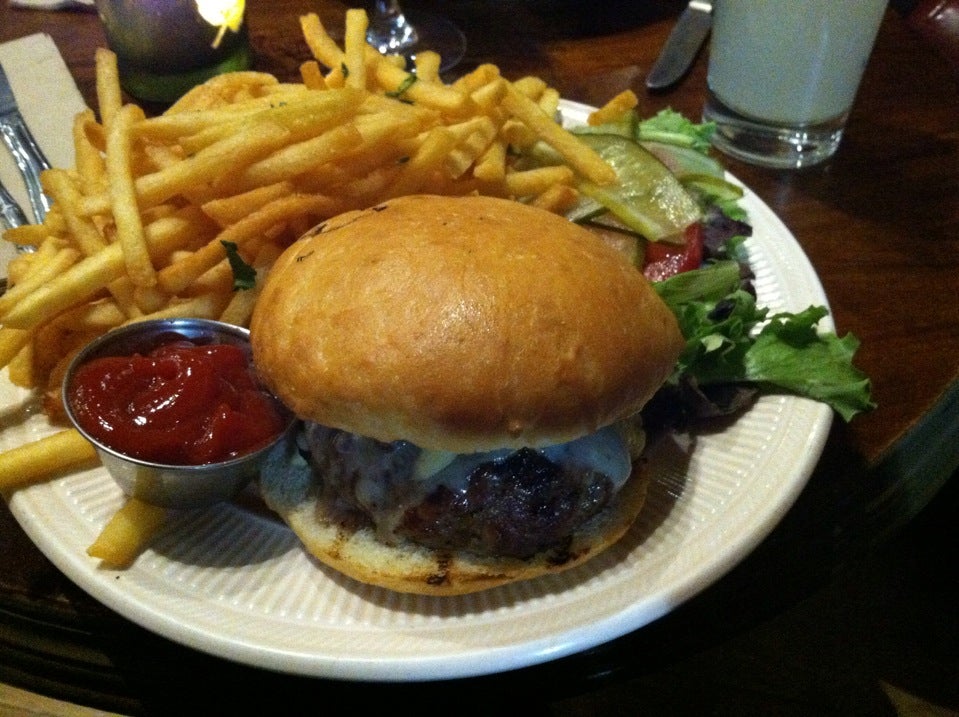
left=410, top=422, right=640, bottom=492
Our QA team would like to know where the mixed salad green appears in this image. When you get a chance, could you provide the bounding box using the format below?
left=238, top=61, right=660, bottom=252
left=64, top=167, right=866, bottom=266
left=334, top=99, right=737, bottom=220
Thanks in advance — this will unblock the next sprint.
left=568, top=109, right=875, bottom=426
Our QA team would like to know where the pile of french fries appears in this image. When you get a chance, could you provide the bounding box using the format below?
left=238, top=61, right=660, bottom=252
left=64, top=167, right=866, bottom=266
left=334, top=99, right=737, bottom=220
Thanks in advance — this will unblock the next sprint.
left=0, top=9, right=633, bottom=565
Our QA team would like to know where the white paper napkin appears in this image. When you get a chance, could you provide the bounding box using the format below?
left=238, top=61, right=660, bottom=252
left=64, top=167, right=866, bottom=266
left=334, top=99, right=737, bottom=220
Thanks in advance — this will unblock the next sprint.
left=0, top=33, right=88, bottom=269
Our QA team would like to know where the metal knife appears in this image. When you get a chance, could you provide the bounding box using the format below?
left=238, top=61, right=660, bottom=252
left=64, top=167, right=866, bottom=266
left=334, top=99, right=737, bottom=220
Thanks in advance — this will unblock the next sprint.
left=646, top=0, right=713, bottom=91
left=0, top=61, right=52, bottom=222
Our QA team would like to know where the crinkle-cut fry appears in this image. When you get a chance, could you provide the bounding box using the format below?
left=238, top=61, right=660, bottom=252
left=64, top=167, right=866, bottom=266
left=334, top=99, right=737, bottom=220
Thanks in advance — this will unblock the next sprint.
left=343, top=8, right=369, bottom=90
left=157, top=193, right=342, bottom=294
left=80, top=121, right=293, bottom=216
left=94, top=48, right=122, bottom=130
left=86, top=497, right=168, bottom=568
left=106, top=103, right=156, bottom=288
left=0, top=429, right=99, bottom=492
left=589, top=89, right=639, bottom=126
left=501, top=83, right=617, bottom=185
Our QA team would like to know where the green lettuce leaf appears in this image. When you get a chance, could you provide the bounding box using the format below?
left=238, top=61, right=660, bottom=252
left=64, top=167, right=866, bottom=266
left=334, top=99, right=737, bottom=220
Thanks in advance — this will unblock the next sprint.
left=635, top=109, right=716, bottom=153
left=655, top=263, right=876, bottom=421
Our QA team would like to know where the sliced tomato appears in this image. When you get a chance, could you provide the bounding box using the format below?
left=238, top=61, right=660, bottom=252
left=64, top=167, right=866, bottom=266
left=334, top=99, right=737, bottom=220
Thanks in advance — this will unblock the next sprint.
left=642, top=222, right=704, bottom=281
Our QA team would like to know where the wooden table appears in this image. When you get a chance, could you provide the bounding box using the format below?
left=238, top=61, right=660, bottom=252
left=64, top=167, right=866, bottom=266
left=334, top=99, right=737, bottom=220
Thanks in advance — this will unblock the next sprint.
left=1, top=1, right=957, bottom=714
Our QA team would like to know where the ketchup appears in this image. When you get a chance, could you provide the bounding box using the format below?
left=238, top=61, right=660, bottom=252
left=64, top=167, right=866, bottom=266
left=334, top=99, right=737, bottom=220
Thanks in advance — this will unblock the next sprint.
left=67, top=337, right=287, bottom=466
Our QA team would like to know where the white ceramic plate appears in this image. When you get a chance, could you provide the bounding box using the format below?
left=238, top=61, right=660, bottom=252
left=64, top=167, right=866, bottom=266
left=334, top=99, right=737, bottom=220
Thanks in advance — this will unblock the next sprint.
left=2, top=101, right=833, bottom=682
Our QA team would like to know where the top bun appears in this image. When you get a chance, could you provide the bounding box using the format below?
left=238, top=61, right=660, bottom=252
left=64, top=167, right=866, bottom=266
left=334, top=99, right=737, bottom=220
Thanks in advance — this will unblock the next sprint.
left=250, top=194, right=684, bottom=453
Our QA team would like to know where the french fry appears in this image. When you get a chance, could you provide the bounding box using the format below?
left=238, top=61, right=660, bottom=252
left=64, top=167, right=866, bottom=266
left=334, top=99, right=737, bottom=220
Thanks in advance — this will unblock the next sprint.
left=86, top=497, right=168, bottom=567
left=233, top=121, right=363, bottom=190
left=300, top=60, right=327, bottom=90
left=0, top=429, right=98, bottom=492
left=123, top=292, right=230, bottom=324
left=384, top=126, right=459, bottom=198
left=505, top=164, right=575, bottom=198
left=73, top=108, right=107, bottom=191
left=0, top=244, right=126, bottom=330
left=343, top=8, right=369, bottom=90
left=501, top=83, right=617, bottom=185
left=0, top=327, right=34, bottom=373
left=0, top=8, right=628, bottom=533
left=414, top=51, right=442, bottom=84
left=589, top=89, right=638, bottom=126
left=218, top=242, right=283, bottom=326
left=201, top=181, right=294, bottom=227
left=94, top=48, right=123, bottom=130
left=0, top=243, right=80, bottom=316
left=300, top=13, right=346, bottom=70
left=530, top=182, right=580, bottom=215
left=41, top=169, right=108, bottom=256
left=106, top=103, right=156, bottom=287
left=157, top=193, right=341, bottom=294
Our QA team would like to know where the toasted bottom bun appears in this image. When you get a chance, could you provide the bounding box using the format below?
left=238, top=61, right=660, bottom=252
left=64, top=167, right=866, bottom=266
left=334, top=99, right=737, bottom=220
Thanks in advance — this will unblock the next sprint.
left=259, top=436, right=650, bottom=596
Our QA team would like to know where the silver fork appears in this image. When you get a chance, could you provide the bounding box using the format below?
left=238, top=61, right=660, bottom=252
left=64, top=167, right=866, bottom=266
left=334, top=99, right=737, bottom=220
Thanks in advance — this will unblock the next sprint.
left=0, top=61, right=52, bottom=223
left=0, top=174, right=30, bottom=294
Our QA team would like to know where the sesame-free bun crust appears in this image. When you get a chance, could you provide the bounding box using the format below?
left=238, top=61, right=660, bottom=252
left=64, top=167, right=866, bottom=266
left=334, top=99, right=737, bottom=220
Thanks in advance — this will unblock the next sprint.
left=250, top=194, right=683, bottom=453
left=259, top=438, right=651, bottom=596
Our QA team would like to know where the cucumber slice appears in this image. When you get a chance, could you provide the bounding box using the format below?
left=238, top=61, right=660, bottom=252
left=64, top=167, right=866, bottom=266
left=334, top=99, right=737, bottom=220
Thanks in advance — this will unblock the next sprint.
left=681, top=173, right=745, bottom=202
left=573, top=133, right=701, bottom=244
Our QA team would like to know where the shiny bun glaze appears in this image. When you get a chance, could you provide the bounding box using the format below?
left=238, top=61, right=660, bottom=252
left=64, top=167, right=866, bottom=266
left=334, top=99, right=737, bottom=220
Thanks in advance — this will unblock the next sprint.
left=250, top=194, right=684, bottom=454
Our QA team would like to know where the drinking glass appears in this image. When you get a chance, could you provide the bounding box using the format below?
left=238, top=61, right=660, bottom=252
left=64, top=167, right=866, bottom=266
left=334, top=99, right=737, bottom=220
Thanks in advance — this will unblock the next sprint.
left=367, top=1, right=466, bottom=72
left=703, top=0, right=887, bottom=169
left=94, top=0, right=251, bottom=103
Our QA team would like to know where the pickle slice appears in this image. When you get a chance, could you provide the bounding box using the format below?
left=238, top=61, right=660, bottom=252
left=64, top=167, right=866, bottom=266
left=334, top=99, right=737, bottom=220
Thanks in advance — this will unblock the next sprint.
left=572, top=133, right=701, bottom=244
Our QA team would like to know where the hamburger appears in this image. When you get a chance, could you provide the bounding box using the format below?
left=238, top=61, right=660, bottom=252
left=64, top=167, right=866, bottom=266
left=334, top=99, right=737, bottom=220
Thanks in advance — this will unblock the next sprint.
left=250, top=194, right=684, bottom=595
